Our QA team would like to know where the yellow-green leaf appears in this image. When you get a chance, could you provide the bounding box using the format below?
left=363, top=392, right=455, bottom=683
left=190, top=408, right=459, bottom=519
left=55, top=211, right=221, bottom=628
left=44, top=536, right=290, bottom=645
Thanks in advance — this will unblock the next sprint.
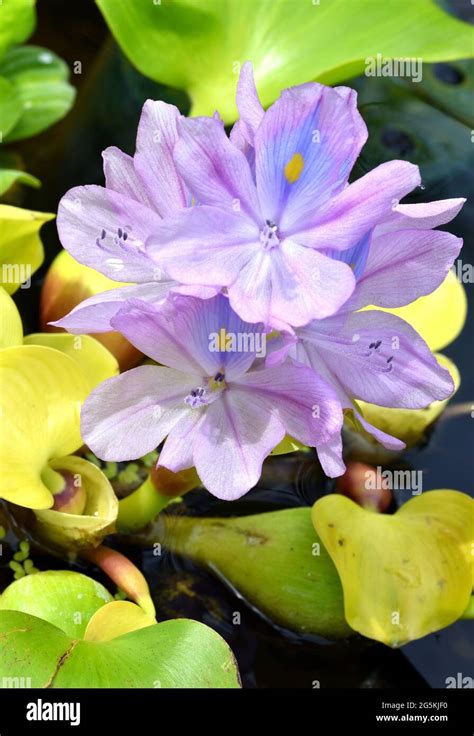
left=24, top=332, right=119, bottom=389
left=0, top=345, right=89, bottom=509
left=84, top=601, right=156, bottom=642
left=0, top=286, right=23, bottom=348
left=34, top=455, right=118, bottom=550
left=97, top=0, right=474, bottom=122
left=312, top=490, right=474, bottom=646
left=0, top=204, right=53, bottom=294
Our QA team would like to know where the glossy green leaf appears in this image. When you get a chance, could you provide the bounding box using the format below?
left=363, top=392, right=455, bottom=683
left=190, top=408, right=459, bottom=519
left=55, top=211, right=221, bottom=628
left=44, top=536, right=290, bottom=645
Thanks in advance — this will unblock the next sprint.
left=97, top=0, right=474, bottom=122
left=0, top=610, right=241, bottom=688
left=312, top=490, right=474, bottom=646
left=0, top=0, right=35, bottom=60
left=0, top=345, right=89, bottom=509
left=150, top=508, right=351, bottom=638
left=0, top=167, right=40, bottom=195
left=0, top=76, right=23, bottom=137
left=0, top=204, right=53, bottom=294
left=0, top=571, right=113, bottom=638
left=0, top=45, right=76, bottom=142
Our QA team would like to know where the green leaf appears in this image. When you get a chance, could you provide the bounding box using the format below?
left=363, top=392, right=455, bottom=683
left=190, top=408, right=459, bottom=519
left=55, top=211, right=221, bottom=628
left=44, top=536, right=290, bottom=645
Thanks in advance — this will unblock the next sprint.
left=0, top=45, right=76, bottom=142
left=312, top=490, right=474, bottom=646
left=0, top=168, right=40, bottom=195
left=96, top=0, right=474, bottom=122
left=0, top=0, right=35, bottom=60
left=0, top=571, right=113, bottom=638
left=150, top=508, right=351, bottom=638
left=352, top=70, right=473, bottom=190
left=0, top=76, right=23, bottom=137
left=0, top=610, right=241, bottom=688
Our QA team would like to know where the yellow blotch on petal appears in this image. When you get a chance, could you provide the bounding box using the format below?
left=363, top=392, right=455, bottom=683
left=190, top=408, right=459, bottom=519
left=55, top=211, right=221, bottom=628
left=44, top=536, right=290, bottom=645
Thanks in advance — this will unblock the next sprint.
left=284, top=153, right=304, bottom=184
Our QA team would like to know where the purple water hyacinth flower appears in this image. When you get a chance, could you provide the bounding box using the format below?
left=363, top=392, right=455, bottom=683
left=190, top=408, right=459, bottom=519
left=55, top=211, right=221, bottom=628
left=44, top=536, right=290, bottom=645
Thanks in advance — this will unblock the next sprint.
left=146, top=64, right=424, bottom=328
left=266, top=196, right=463, bottom=475
left=81, top=294, right=343, bottom=499
left=53, top=100, right=218, bottom=335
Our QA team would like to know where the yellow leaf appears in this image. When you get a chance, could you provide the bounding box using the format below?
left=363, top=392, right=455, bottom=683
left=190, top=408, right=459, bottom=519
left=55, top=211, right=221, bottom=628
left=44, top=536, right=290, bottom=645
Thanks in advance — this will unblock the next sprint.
left=84, top=601, right=156, bottom=642
left=312, top=490, right=474, bottom=646
left=0, top=204, right=53, bottom=294
left=270, top=435, right=306, bottom=456
left=0, top=345, right=89, bottom=509
left=34, top=455, right=118, bottom=550
left=0, top=286, right=23, bottom=349
left=24, top=332, right=119, bottom=389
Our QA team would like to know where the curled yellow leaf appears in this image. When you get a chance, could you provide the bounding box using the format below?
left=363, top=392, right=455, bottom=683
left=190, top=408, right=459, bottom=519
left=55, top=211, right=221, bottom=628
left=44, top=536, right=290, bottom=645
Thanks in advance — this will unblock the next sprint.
left=312, top=490, right=473, bottom=646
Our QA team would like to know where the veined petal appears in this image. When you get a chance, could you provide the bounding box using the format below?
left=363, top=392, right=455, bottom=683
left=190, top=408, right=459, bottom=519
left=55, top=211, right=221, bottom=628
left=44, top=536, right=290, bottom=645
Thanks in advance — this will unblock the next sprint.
left=255, top=82, right=367, bottom=230
left=81, top=366, right=197, bottom=460
left=352, top=408, right=406, bottom=452
left=235, top=61, right=264, bottom=146
left=112, top=294, right=264, bottom=380
left=134, top=100, right=187, bottom=216
left=174, top=116, right=260, bottom=221
left=193, top=390, right=286, bottom=500
left=234, top=361, right=343, bottom=447
left=102, top=147, right=154, bottom=209
left=346, top=229, right=462, bottom=312
left=146, top=205, right=259, bottom=286
left=297, top=310, right=454, bottom=409
left=51, top=281, right=175, bottom=334
left=375, top=198, right=466, bottom=235
left=292, top=161, right=421, bottom=250
left=317, top=433, right=346, bottom=478
left=228, top=240, right=355, bottom=327
left=57, top=185, right=162, bottom=283
left=158, top=410, right=205, bottom=473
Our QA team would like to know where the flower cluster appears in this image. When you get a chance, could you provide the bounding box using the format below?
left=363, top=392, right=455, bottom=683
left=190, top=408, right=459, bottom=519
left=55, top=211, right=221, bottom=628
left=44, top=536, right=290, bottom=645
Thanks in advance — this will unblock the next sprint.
left=55, top=63, right=463, bottom=499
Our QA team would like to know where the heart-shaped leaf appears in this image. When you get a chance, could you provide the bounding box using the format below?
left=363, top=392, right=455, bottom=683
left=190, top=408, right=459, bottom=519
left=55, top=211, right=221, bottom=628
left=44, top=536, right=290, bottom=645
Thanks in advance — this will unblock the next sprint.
left=312, top=490, right=473, bottom=646
left=96, top=0, right=474, bottom=122
left=0, top=571, right=112, bottom=638
left=0, top=610, right=241, bottom=687
left=0, top=45, right=75, bottom=142
left=150, top=508, right=351, bottom=638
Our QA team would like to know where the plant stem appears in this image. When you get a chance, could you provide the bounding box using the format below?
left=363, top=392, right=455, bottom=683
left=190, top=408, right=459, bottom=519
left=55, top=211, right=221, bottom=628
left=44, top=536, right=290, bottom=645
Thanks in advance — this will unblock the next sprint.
left=81, top=545, right=155, bottom=617
left=117, top=476, right=174, bottom=534
left=40, top=464, right=65, bottom=495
